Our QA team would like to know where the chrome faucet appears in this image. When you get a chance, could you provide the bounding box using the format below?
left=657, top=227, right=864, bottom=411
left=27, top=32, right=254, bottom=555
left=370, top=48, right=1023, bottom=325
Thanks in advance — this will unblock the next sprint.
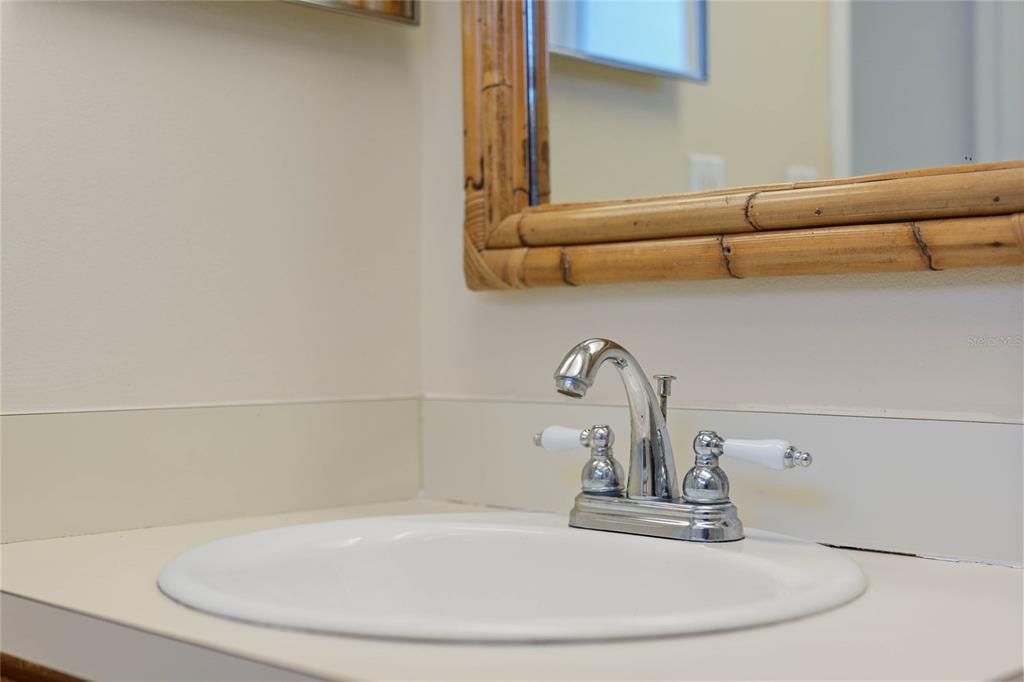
left=553, top=338, right=677, bottom=500
left=536, top=338, right=813, bottom=542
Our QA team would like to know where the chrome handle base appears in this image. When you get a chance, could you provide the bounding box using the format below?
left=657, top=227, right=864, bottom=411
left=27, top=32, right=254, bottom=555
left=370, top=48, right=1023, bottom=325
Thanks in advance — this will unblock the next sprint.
left=570, top=494, right=742, bottom=543
left=579, top=425, right=625, bottom=496
left=533, top=424, right=625, bottom=496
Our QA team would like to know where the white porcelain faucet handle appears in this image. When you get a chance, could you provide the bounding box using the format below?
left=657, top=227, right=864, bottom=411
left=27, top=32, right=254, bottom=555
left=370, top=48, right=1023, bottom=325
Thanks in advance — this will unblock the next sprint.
left=533, top=426, right=587, bottom=450
left=722, top=438, right=813, bottom=470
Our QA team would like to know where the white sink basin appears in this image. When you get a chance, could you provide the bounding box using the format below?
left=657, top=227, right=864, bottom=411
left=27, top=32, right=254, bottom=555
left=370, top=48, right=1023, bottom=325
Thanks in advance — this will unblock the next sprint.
left=158, top=512, right=866, bottom=642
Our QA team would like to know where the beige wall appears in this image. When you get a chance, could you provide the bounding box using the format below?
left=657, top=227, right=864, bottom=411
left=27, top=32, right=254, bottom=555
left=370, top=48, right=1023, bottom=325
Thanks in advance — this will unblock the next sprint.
left=7, top=1, right=1018, bottom=422
left=1, top=1, right=422, bottom=414
left=2, top=1, right=1021, bottom=548
left=0, top=1, right=427, bottom=539
left=419, top=2, right=1023, bottom=424
left=548, top=1, right=832, bottom=202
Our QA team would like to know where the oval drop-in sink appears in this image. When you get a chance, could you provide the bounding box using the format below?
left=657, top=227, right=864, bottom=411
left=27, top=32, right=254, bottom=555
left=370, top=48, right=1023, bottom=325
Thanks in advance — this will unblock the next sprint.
left=158, top=512, right=866, bottom=642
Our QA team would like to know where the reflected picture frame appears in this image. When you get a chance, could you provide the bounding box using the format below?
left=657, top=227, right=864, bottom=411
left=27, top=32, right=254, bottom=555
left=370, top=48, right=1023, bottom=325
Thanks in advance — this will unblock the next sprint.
left=547, top=0, right=707, bottom=81
left=290, top=0, right=418, bottom=25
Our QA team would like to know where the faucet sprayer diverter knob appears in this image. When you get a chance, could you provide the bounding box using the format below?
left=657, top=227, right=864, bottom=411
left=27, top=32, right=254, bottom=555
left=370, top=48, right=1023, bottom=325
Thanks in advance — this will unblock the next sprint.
left=533, top=425, right=623, bottom=496
left=652, top=374, right=676, bottom=417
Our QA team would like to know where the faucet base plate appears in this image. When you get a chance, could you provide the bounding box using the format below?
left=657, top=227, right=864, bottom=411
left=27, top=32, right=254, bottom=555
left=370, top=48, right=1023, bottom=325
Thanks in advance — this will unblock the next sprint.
left=569, top=494, right=744, bottom=542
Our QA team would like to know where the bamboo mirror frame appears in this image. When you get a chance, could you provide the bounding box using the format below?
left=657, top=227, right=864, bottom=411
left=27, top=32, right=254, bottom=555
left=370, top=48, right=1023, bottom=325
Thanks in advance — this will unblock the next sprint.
left=462, top=1, right=1024, bottom=290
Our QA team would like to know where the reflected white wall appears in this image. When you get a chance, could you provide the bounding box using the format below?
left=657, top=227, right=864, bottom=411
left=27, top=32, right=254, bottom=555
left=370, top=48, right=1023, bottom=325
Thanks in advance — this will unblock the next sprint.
left=850, top=0, right=1023, bottom=174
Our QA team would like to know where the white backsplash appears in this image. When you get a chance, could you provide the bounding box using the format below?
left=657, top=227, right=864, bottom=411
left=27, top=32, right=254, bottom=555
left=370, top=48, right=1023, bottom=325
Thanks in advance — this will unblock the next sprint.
left=422, top=397, right=1022, bottom=566
left=1, top=399, right=421, bottom=543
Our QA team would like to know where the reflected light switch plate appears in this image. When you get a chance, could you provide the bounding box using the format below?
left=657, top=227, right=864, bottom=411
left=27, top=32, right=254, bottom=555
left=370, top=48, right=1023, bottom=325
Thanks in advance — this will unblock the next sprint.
left=688, top=153, right=726, bottom=192
left=785, top=165, right=819, bottom=182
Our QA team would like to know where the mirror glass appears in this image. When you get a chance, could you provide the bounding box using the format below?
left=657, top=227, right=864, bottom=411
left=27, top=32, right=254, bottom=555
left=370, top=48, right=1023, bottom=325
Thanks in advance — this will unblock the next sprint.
left=545, top=0, right=1024, bottom=203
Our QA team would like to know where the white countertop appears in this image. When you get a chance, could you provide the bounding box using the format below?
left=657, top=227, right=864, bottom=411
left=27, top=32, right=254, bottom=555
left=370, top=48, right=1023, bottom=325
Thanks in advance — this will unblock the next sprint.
left=2, top=498, right=1022, bottom=681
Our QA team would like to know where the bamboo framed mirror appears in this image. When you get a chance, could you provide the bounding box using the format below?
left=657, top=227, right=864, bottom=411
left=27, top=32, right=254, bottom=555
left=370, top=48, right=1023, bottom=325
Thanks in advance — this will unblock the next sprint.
left=462, top=1, right=1023, bottom=290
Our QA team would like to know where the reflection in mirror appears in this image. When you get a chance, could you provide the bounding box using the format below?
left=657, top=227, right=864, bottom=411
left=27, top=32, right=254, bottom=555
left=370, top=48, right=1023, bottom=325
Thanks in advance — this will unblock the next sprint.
left=546, top=0, right=1024, bottom=203
left=290, top=0, right=417, bottom=24
left=548, top=0, right=706, bottom=80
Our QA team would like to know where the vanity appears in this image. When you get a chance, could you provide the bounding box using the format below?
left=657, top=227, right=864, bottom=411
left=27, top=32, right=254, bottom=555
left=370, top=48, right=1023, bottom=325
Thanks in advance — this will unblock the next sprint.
left=3, top=338, right=1022, bottom=680
left=3, top=499, right=1023, bottom=681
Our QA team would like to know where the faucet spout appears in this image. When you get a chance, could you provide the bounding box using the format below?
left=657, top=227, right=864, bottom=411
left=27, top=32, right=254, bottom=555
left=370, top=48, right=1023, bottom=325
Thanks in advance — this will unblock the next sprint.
left=554, top=339, right=678, bottom=500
